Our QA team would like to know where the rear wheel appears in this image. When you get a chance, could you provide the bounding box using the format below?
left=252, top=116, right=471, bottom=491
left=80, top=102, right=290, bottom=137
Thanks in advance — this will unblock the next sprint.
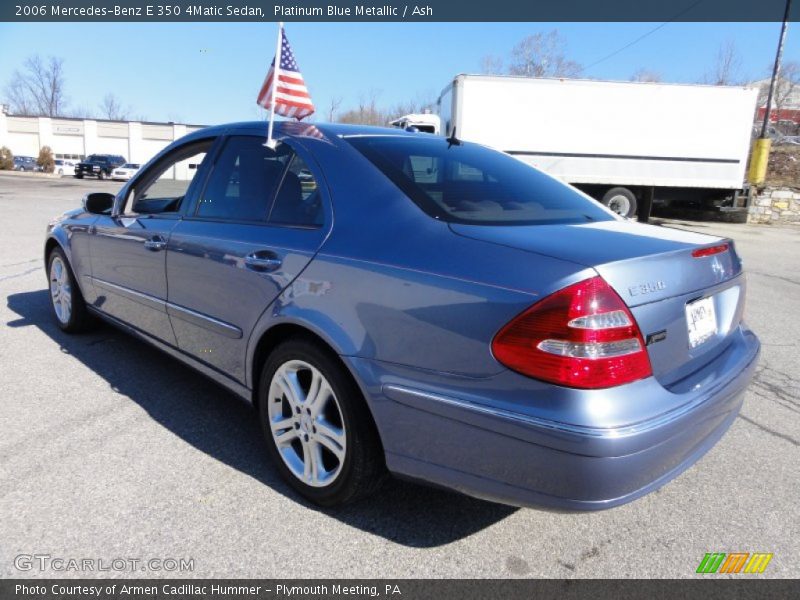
left=48, top=248, right=92, bottom=333
left=258, top=338, right=385, bottom=506
left=601, top=187, right=637, bottom=218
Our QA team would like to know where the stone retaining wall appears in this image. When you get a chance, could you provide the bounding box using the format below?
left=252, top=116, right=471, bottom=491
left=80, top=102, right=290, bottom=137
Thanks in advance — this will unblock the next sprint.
left=748, top=187, right=800, bottom=224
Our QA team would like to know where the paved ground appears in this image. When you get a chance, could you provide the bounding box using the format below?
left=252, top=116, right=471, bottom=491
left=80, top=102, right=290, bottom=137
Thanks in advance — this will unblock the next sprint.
left=0, top=173, right=797, bottom=579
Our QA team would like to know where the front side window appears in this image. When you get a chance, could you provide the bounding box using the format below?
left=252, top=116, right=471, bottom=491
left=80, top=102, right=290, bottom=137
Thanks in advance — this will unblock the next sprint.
left=125, top=140, right=213, bottom=215
left=347, top=136, right=615, bottom=226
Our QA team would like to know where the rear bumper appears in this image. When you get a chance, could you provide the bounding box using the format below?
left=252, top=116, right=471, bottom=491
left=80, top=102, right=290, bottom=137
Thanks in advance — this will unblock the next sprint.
left=353, top=326, right=760, bottom=510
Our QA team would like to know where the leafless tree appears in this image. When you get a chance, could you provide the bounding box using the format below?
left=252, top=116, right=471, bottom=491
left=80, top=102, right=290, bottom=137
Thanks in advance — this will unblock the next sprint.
left=772, top=61, right=800, bottom=114
left=508, top=30, right=582, bottom=78
left=480, top=54, right=504, bottom=75
left=338, top=89, right=386, bottom=126
left=703, top=40, right=743, bottom=86
left=66, top=105, right=96, bottom=119
left=336, top=90, right=437, bottom=126
left=630, top=68, right=663, bottom=83
left=387, top=93, right=436, bottom=120
left=756, top=62, right=800, bottom=113
left=326, top=96, right=343, bottom=122
left=4, top=55, right=68, bottom=116
left=99, top=93, right=130, bottom=121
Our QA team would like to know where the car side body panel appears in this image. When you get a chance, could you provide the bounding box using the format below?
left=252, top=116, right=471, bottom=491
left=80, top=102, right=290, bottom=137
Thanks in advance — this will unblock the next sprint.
left=45, top=209, right=96, bottom=299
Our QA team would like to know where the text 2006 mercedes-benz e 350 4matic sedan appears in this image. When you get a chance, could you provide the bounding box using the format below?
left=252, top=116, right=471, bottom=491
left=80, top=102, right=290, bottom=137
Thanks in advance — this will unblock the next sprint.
left=44, top=122, right=760, bottom=509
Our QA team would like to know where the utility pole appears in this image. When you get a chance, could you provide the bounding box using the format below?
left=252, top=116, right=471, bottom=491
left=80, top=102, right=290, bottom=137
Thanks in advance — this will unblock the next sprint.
left=749, top=0, right=793, bottom=186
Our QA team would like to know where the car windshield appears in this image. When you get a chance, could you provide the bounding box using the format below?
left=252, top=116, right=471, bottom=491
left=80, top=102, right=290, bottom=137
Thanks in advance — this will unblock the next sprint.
left=346, top=135, right=615, bottom=226
left=122, top=164, right=139, bottom=169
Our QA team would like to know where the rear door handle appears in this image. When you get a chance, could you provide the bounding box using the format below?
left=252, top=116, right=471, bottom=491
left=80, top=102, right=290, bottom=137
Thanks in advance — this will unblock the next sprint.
left=144, top=235, right=167, bottom=251
left=245, top=251, right=282, bottom=272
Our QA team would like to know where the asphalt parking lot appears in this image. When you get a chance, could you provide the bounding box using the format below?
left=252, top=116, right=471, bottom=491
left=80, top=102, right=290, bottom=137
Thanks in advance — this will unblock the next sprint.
left=0, top=172, right=798, bottom=579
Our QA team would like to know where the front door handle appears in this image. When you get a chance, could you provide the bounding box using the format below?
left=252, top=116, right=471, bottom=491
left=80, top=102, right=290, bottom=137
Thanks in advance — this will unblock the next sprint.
left=144, top=235, right=167, bottom=251
left=244, top=251, right=282, bottom=272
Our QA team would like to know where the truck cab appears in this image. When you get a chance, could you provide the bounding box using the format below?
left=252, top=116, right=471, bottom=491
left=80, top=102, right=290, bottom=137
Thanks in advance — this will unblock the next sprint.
left=389, top=112, right=441, bottom=134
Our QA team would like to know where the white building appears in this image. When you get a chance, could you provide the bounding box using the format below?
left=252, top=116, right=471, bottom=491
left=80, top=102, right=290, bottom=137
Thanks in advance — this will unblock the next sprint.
left=0, top=109, right=206, bottom=162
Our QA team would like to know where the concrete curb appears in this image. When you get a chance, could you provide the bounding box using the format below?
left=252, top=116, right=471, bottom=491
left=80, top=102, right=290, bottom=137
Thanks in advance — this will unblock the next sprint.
left=0, top=170, right=63, bottom=179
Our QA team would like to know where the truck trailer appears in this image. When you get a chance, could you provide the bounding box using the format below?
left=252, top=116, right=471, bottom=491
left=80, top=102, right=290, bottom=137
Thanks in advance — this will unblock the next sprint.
left=396, top=75, right=760, bottom=218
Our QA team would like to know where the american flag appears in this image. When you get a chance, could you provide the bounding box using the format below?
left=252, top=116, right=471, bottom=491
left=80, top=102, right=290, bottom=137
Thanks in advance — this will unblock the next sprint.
left=256, top=28, right=315, bottom=120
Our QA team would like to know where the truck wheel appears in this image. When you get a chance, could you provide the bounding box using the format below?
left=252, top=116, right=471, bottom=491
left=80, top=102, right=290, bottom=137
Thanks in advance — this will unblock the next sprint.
left=97, top=170, right=106, bottom=180
left=74, top=173, right=83, bottom=179
left=602, top=187, right=637, bottom=218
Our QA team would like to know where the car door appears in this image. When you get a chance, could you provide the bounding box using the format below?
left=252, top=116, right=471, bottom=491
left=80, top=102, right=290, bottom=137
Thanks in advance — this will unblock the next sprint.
left=166, top=135, right=330, bottom=382
left=88, top=138, right=216, bottom=345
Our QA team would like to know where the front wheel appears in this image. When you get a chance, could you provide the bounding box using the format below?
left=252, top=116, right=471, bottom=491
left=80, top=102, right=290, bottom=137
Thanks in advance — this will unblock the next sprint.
left=97, top=170, right=106, bottom=180
left=601, top=187, right=638, bottom=218
left=47, top=248, right=92, bottom=333
left=258, top=338, right=385, bottom=506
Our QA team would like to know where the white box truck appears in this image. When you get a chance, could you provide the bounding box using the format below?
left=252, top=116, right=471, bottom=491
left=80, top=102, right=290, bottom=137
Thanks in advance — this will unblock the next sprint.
left=395, top=75, right=759, bottom=218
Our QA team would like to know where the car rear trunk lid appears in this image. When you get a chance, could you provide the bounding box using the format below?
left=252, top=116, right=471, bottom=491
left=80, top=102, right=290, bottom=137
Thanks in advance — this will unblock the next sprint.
left=449, top=220, right=745, bottom=385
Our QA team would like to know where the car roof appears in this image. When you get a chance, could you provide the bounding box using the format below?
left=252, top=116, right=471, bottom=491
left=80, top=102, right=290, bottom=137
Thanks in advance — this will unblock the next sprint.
left=178, top=121, right=427, bottom=144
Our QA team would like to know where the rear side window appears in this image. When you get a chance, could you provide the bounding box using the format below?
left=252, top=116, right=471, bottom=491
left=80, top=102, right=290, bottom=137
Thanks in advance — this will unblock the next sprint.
left=194, top=137, right=323, bottom=227
left=268, top=154, right=323, bottom=227
left=196, top=136, right=291, bottom=222
left=346, top=136, right=614, bottom=225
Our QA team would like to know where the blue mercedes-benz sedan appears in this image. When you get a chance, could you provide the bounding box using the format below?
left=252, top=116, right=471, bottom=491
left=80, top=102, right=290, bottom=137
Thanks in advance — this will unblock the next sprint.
left=44, top=122, right=760, bottom=509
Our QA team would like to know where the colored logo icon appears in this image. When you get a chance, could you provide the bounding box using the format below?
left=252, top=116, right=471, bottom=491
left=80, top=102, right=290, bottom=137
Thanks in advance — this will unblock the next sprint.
left=696, top=552, right=773, bottom=574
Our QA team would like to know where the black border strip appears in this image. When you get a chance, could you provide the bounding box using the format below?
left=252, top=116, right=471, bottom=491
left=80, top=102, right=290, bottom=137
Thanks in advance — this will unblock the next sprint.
left=3, top=0, right=800, bottom=22
left=2, top=579, right=797, bottom=599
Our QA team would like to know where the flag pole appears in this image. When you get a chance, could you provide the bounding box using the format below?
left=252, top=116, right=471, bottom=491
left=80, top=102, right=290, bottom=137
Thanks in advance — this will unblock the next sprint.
left=265, top=21, right=283, bottom=148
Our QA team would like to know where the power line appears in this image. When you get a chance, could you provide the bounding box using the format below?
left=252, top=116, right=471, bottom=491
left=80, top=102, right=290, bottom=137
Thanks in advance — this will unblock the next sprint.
left=584, top=0, right=706, bottom=72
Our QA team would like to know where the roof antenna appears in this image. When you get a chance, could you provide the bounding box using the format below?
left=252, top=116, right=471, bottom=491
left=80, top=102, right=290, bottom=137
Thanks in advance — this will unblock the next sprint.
left=447, top=126, right=461, bottom=148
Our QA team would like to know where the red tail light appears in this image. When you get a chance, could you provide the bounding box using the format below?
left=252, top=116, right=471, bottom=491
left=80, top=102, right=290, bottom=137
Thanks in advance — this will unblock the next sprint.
left=692, top=243, right=729, bottom=258
left=491, top=276, right=652, bottom=389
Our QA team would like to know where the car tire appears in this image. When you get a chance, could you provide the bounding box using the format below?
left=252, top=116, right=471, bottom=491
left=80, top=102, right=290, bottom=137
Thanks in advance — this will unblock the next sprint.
left=75, top=173, right=83, bottom=179
left=258, top=338, right=385, bottom=506
left=601, top=187, right=638, bottom=218
left=47, top=247, right=92, bottom=333
left=57, top=168, right=64, bottom=176
left=97, top=170, right=106, bottom=180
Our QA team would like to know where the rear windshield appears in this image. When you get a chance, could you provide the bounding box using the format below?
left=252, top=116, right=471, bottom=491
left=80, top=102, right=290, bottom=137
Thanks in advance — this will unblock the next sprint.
left=346, top=136, right=614, bottom=225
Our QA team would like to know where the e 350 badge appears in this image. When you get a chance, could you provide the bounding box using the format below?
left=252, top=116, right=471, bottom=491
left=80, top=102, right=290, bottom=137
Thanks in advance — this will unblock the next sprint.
left=629, top=280, right=666, bottom=297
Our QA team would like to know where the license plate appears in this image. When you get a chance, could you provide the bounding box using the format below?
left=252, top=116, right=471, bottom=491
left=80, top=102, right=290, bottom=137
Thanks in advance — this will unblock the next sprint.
left=685, top=296, right=717, bottom=348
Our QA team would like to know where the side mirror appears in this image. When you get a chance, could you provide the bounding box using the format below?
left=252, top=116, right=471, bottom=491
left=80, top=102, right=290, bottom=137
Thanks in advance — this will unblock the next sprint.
left=83, top=192, right=115, bottom=215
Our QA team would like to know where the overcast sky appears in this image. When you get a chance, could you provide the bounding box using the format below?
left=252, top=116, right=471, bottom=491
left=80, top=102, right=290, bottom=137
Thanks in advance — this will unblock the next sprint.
left=0, top=21, right=797, bottom=125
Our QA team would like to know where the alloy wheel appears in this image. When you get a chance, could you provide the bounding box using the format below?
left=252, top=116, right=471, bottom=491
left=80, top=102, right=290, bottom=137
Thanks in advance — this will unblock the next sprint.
left=49, top=256, right=72, bottom=324
left=267, top=360, right=347, bottom=488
